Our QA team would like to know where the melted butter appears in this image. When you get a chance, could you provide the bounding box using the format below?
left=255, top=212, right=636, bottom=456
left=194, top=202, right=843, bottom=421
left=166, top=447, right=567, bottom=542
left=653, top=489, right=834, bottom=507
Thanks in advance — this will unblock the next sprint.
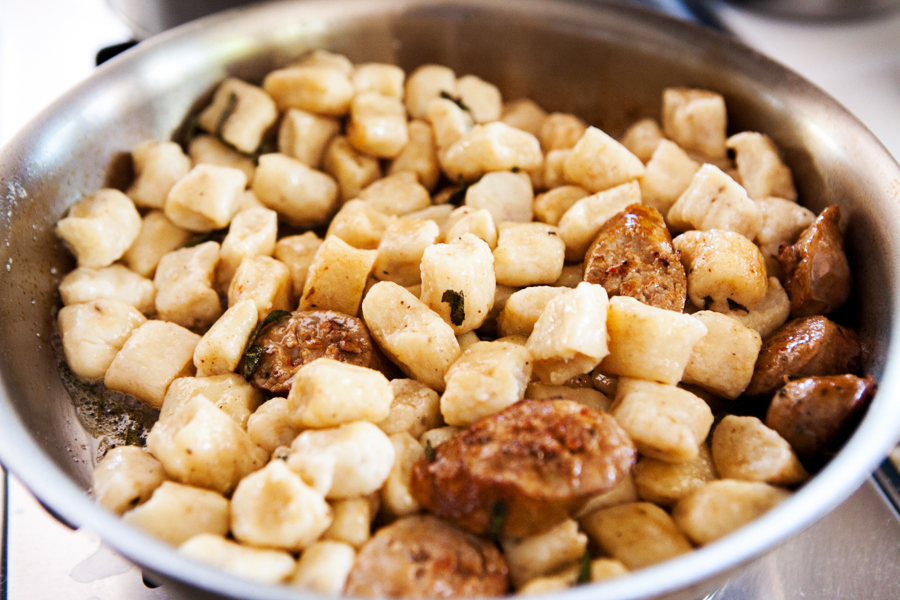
left=52, top=332, right=159, bottom=462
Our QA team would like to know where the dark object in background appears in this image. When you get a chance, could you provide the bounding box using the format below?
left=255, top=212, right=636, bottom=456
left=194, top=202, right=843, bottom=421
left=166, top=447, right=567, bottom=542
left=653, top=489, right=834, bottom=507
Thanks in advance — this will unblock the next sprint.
left=108, top=0, right=274, bottom=39
left=96, top=40, right=138, bottom=65
left=106, top=0, right=723, bottom=39
left=719, top=0, right=900, bottom=20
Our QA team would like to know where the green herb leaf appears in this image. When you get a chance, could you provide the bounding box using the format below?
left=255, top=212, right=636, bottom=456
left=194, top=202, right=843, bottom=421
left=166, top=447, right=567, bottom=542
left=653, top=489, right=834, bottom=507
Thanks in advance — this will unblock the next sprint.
left=180, top=112, right=201, bottom=150
left=240, top=310, right=292, bottom=380
left=703, top=295, right=714, bottom=310
left=124, top=421, right=143, bottom=447
left=184, top=228, right=227, bottom=248
left=259, top=309, right=292, bottom=331
left=216, top=92, right=238, bottom=140
left=446, top=174, right=482, bottom=207
left=488, top=500, right=508, bottom=541
left=256, top=136, right=276, bottom=156
left=241, top=345, right=266, bottom=379
left=441, top=289, right=466, bottom=326
left=439, top=90, right=471, bottom=113
left=727, top=298, right=749, bottom=313
left=576, top=548, right=592, bottom=585
left=425, top=439, right=436, bottom=462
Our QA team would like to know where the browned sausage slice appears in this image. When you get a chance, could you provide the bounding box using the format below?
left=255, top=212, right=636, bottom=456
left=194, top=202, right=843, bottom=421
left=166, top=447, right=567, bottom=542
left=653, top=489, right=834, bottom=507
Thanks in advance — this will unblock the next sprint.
left=744, top=316, right=861, bottom=397
left=410, top=399, right=636, bottom=538
left=583, top=204, right=687, bottom=312
left=344, top=515, right=509, bottom=598
left=778, top=205, right=852, bottom=318
left=248, top=310, right=384, bottom=394
left=766, top=374, right=876, bottom=464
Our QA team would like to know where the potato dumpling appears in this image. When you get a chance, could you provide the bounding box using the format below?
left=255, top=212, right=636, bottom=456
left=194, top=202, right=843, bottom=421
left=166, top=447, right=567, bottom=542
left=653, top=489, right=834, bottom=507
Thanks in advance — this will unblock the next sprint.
left=672, top=479, right=791, bottom=545
left=440, top=122, right=543, bottom=182
left=632, top=444, right=717, bottom=507
left=123, top=482, right=230, bottom=547
left=662, top=87, right=727, bottom=159
left=502, top=519, right=587, bottom=589
left=104, top=320, right=200, bottom=409
left=231, top=460, right=333, bottom=552
left=563, top=127, right=645, bottom=193
left=580, top=502, right=693, bottom=570
left=667, top=164, right=762, bottom=240
left=601, top=296, right=708, bottom=385
left=127, top=141, right=192, bottom=210
left=711, top=415, right=808, bottom=486
left=147, top=396, right=267, bottom=494
left=197, top=78, right=277, bottom=154
left=376, top=379, right=442, bottom=439
left=727, top=132, right=797, bottom=201
left=179, top=533, right=296, bottom=585
left=526, top=282, right=610, bottom=385
left=288, top=358, right=393, bottom=428
left=420, top=233, right=496, bottom=334
left=362, top=281, right=461, bottom=391
left=673, top=229, right=768, bottom=314
left=93, top=446, right=166, bottom=515
left=286, top=421, right=396, bottom=499
left=165, top=164, right=247, bottom=233
left=611, top=378, right=713, bottom=463
left=682, top=311, right=762, bottom=400
left=160, top=372, right=263, bottom=430
left=55, top=189, right=142, bottom=268
left=620, top=118, right=663, bottom=163
left=291, top=540, right=357, bottom=594
left=58, top=299, right=146, bottom=381
left=440, top=340, right=532, bottom=426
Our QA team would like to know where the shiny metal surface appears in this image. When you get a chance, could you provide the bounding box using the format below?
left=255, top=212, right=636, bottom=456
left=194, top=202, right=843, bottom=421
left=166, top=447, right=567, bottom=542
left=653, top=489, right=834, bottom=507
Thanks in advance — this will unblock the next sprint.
left=2, top=1, right=900, bottom=599
left=6, top=471, right=900, bottom=599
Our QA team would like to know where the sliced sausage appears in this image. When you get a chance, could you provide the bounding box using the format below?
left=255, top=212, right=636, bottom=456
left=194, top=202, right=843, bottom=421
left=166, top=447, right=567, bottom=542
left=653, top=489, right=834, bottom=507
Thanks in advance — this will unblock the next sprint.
left=248, top=310, right=386, bottom=394
left=583, top=204, right=687, bottom=312
left=344, top=515, right=508, bottom=598
left=410, top=399, right=636, bottom=538
left=778, top=205, right=852, bottom=318
left=766, top=374, right=876, bottom=465
left=744, top=316, right=861, bottom=397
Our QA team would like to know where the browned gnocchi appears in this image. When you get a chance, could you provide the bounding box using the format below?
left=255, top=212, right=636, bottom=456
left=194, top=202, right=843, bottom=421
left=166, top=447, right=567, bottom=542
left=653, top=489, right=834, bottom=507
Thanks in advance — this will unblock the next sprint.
left=50, top=50, right=873, bottom=598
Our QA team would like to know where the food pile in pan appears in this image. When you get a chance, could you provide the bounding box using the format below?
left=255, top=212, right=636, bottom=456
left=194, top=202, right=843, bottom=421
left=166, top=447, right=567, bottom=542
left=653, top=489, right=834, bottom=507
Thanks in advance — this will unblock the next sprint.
left=53, top=50, right=873, bottom=596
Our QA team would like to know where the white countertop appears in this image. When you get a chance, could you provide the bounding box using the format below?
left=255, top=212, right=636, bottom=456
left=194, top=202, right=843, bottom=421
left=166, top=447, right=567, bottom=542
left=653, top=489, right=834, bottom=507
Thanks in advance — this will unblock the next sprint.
left=708, top=2, right=900, bottom=161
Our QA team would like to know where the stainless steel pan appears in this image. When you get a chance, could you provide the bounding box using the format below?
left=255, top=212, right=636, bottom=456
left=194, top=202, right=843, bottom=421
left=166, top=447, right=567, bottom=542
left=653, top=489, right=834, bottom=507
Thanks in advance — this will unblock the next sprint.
left=2, top=1, right=900, bottom=598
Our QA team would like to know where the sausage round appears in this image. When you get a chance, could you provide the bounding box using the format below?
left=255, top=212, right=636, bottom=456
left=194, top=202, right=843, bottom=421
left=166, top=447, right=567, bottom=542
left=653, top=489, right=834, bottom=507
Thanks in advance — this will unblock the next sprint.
left=248, top=310, right=384, bottom=394
left=344, top=515, right=509, bottom=598
left=744, top=316, right=861, bottom=397
left=410, top=399, right=637, bottom=538
left=778, top=205, right=852, bottom=318
left=766, top=374, right=876, bottom=464
left=583, top=204, right=687, bottom=312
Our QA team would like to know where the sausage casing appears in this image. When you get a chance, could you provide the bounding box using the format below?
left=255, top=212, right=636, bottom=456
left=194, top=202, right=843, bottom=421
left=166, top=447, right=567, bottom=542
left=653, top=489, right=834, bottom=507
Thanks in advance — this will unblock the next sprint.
left=766, top=374, right=876, bottom=464
left=583, top=205, right=687, bottom=311
left=344, top=515, right=509, bottom=598
left=778, top=205, right=852, bottom=318
left=248, top=310, right=384, bottom=394
left=410, top=399, right=636, bottom=538
left=745, top=316, right=861, bottom=397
